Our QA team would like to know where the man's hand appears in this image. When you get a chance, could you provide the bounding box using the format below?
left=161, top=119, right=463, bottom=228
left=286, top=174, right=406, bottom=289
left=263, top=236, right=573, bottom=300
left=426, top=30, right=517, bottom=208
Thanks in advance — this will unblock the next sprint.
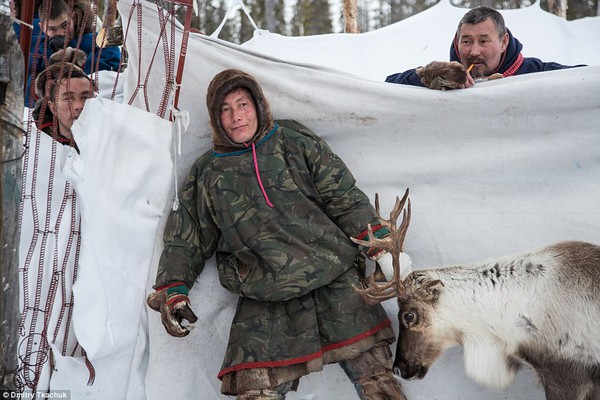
left=416, top=61, right=471, bottom=90
left=147, top=282, right=198, bottom=337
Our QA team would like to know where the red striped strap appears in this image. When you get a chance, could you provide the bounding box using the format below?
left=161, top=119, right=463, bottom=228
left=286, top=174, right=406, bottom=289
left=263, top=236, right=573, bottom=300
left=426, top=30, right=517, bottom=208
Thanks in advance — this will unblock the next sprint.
left=503, top=53, right=524, bottom=77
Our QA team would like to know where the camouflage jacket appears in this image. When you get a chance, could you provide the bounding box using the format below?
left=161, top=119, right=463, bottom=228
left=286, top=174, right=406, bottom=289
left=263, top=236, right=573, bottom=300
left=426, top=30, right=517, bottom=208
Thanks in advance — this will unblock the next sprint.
left=155, top=120, right=382, bottom=302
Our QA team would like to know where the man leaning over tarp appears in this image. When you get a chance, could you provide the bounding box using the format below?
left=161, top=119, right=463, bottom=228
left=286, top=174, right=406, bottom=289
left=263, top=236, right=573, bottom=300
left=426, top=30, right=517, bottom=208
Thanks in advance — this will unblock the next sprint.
left=385, top=6, right=584, bottom=90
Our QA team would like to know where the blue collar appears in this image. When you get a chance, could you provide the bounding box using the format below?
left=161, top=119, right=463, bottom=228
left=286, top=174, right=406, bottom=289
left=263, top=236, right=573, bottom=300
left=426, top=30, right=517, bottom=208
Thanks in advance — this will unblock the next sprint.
left=212, top=123, right=279, bottom=158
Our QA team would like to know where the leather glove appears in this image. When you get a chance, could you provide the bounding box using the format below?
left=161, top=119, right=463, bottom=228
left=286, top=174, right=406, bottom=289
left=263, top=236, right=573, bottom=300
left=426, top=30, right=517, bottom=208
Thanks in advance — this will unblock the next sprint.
left=373, top=251, right=413, bottom=281
left=48, top=35, right=67, bottom=52
left=147, top=282, right=198, bottom=337
left=416, top=61, right=468, bottom=90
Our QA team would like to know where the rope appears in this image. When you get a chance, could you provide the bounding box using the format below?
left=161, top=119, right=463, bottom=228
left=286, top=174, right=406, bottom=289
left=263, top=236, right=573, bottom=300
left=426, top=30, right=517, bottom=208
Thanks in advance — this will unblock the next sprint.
left=211, top=0, right=260, bottom=38
left=169, top=103, right=190, bottom=211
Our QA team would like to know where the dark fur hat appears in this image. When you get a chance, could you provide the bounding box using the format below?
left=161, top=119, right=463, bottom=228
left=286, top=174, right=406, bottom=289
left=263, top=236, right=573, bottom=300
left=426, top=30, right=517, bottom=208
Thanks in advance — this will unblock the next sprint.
left=34, top=48, right=87, bottom=101
left=206, top=69, right=274, bottom=152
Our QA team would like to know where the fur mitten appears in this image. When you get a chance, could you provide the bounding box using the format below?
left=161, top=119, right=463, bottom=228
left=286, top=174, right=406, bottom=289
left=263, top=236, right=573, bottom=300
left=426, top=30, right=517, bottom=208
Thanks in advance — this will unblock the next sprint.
left=416, top=61, right=468, bottom=90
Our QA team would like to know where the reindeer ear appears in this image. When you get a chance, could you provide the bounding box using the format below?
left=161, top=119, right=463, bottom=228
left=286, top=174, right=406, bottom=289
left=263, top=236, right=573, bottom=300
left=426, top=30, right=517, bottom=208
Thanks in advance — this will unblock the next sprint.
left=417, top=279, right=444, bottom=303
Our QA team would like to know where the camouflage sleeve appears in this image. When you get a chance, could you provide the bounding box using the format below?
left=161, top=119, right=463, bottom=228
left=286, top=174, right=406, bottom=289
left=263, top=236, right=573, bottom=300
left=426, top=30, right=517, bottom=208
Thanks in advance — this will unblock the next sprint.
left=154, top=156, right=221, bottom=289
left=292, top=123, right=381, bottom=239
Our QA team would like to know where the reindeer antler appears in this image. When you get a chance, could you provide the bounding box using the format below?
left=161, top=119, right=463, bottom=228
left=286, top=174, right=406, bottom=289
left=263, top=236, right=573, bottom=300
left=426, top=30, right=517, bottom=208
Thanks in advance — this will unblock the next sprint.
left=351, top=188, right=411, bottom=305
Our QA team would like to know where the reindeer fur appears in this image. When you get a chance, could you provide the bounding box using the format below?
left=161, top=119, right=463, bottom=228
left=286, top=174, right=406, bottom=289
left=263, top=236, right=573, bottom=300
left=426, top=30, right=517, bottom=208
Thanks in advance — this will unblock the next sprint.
left=394, top=241, right=600, bottom=400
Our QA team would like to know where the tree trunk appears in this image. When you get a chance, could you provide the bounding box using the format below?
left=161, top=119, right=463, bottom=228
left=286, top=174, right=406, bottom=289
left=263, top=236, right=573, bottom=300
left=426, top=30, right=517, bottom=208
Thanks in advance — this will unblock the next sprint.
left=343, top=0, right=359, bottom=33
left=548, top=0, right=568, bottom=17
left=265, top=0, right=277, bottom=32
left=0, top=13, right=24, bottom=393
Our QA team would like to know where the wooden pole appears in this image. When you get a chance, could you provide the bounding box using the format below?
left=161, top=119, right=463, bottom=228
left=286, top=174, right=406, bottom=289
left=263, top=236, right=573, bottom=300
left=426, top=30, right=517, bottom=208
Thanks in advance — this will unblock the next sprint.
left=0, top=13, right=24, bottom=393
left=547, top=0, right=568, bottom=18
left=18, top=0, right=35, bottom=95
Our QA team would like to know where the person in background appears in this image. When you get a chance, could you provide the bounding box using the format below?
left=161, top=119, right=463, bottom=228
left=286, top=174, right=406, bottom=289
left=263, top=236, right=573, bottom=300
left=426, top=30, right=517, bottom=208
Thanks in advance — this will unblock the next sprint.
left=385, top=6, right=584, bottom=90
left=147, top=68, right=408, bottom=400
left=35, top=0, right=120, bottom=90
left=33, top=63, right=96, bottom=150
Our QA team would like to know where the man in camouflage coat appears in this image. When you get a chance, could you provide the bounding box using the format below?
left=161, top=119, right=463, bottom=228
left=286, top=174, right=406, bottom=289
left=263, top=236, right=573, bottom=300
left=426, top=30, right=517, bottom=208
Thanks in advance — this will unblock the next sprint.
left=147, top=69, right=407, bottom=400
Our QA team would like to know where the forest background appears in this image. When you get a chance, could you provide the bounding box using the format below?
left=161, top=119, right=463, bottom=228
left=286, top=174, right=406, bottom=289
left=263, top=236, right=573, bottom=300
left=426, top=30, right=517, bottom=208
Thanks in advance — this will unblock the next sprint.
left=3, top=0, right=599, bottom=45
left=161, top=0, right=600, bottom=43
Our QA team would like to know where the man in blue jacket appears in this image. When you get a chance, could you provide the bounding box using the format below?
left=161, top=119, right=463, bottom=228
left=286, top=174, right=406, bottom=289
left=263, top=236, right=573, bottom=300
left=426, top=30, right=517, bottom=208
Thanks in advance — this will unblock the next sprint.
left=385, top=6, right=583, bottom=90
left=31, top=0, right=120, bottom=103
left=37, top=0, right=121, bottom=73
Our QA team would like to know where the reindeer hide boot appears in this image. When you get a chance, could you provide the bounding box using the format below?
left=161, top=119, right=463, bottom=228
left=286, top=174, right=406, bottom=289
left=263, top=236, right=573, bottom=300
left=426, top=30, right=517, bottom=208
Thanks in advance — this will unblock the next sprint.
left=236, top=380, right=297, bottom=400
left=340, top=344, right=407, bottom=400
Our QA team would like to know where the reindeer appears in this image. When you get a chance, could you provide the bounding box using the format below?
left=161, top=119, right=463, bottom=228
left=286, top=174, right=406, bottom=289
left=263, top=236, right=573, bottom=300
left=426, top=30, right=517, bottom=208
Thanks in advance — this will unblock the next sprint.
left=352, top=189, right=600, bottom=400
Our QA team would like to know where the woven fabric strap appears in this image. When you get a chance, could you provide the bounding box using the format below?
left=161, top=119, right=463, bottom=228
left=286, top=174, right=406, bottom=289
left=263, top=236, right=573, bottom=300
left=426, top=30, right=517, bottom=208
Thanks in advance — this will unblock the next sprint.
left=160, top=282, right=189, bottom=308
left=503, top=53, right=524, bottom=77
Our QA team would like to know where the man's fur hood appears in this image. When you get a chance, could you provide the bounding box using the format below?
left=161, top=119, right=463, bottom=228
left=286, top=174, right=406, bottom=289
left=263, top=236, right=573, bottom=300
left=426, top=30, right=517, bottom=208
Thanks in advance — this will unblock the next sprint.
left=206, top=69, right=274, bottom=153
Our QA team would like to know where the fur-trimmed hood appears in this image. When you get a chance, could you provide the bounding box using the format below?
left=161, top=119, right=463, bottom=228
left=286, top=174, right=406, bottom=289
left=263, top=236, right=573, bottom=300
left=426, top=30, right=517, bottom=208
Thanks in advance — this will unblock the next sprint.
left=206, top=69, right=274, bottom=153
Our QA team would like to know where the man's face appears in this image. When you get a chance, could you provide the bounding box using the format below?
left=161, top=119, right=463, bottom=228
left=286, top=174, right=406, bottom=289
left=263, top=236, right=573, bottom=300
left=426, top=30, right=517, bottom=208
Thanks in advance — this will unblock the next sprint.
left=49, top=77, right=94, bottom=138
left=457, top=18, right=509, bottom=77
left=41, top=12, right=74, bottom=39
left=219, top=88, right=258, bottom=144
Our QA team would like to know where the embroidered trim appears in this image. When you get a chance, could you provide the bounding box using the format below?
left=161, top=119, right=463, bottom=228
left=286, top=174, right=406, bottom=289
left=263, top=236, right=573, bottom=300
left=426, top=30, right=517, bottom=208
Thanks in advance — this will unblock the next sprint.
left=354, top=224, right=384, bottom=241
left=155, top=281, right=187, bottom=291
left=217, top=319, right=392, bottom=379
left=212, top=123, right=279, bottom=158
left=503, top=53, right=524, bottom=77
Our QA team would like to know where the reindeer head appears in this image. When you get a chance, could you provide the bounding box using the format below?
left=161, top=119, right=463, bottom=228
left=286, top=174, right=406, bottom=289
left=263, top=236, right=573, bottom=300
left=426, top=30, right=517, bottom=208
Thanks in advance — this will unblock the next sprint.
left=393, top=272, right=449, bottom=380
left=351, top=189, right=451, bottom=381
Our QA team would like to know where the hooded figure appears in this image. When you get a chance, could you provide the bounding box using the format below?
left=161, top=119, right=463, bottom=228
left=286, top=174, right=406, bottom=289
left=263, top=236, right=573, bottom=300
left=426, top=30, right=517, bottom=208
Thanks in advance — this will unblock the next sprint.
left=206, top=68, right=274, bottom=152
left=148, top=69, right=408, bottom=399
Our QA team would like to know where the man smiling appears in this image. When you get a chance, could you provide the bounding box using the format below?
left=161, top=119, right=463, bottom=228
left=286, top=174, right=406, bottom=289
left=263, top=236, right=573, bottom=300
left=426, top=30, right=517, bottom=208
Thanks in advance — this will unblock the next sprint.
left=219, top=87, right=259, bottom=144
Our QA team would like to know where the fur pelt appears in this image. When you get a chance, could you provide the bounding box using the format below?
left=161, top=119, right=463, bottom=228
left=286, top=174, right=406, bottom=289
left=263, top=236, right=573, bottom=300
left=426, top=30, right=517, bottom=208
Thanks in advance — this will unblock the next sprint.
left=34, top=48, right=87, bottom=100
left=416, top=61, right=468, bottom=90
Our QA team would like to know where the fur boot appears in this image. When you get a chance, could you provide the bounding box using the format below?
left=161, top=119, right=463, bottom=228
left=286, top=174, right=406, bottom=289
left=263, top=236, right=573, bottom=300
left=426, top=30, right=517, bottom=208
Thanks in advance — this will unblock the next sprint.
left=340, top=344, right=407, bottom=400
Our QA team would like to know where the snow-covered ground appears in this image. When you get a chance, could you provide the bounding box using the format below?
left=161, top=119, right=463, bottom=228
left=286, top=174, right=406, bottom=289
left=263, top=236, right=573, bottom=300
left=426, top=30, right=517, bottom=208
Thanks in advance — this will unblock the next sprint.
left=18, top=0, right=600, bottom=399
